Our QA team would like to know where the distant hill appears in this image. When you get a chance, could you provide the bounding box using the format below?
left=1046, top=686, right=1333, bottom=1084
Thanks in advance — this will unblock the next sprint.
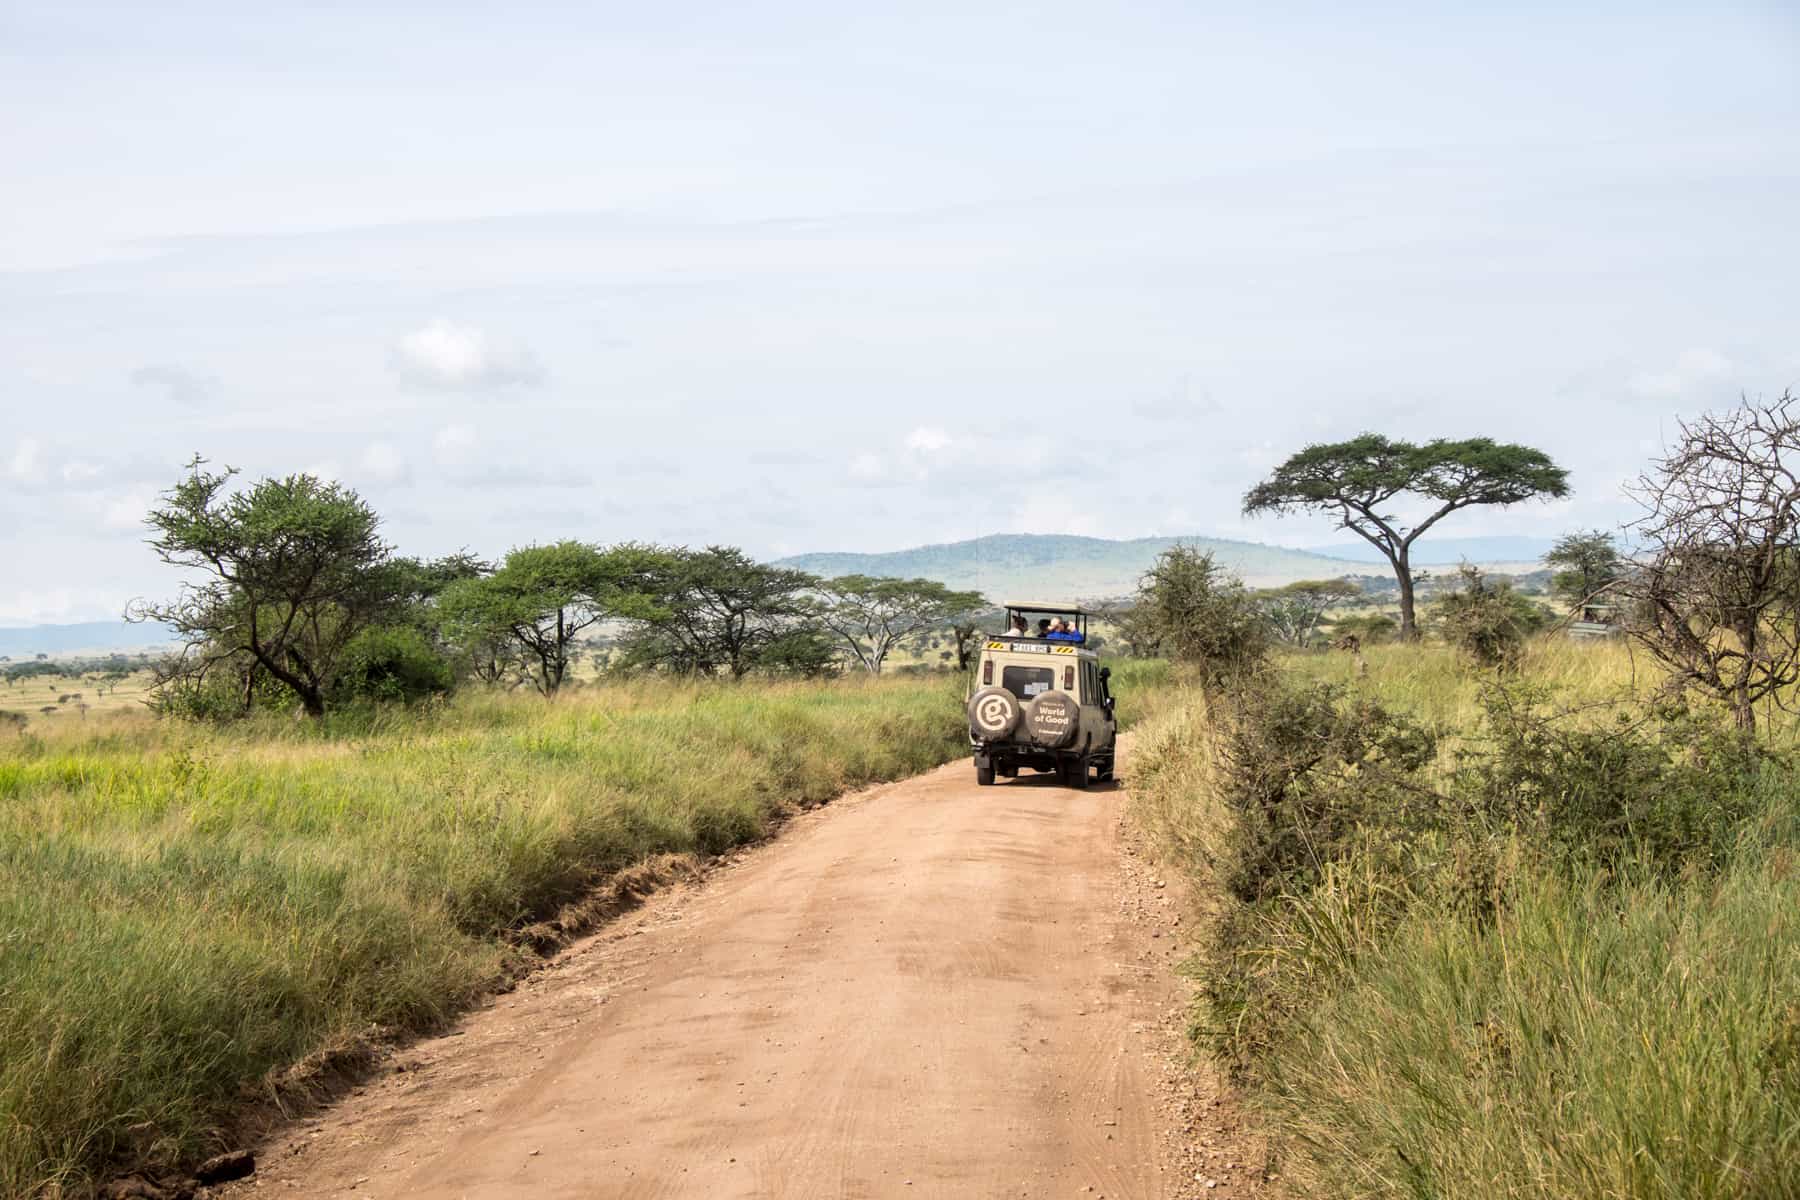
left=777, top=533, right=1365, bottom=601
left=0, top=620, right=175, bottom=660
left=1301, top=535, right=1555, bottom=566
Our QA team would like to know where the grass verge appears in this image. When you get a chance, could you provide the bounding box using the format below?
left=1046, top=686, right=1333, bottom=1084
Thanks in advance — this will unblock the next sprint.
left=2, top=675, right=971, bottom=1196
left=1131, top=640, right=1800, bottom=1199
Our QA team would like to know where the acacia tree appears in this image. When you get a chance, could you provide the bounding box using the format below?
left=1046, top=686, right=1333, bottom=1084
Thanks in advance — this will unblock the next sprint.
left=131, top=459, right=392, bottom=717
left=1619, top=394, right=1800, bottom=735
left=1243, top=435, right=1569, bottom=639
left=1544, top=529, right=1624, bottom=610
left=437, top=541, right=664, bottom=696
left=1255, top=578, right=1361, bottom=646
left=814, top=576, right=987, bottom=674
left=615, top=546, right=820, bottom=678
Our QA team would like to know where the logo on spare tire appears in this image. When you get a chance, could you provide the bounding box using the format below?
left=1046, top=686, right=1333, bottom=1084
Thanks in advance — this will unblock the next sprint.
left=968, top=686, right=1020, bottom=737
left=1026, top=692, right=1078, bottom=747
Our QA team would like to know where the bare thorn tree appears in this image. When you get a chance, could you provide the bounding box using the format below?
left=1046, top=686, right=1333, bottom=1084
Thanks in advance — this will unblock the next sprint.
left=1621, top=392, right=1800, bottom=735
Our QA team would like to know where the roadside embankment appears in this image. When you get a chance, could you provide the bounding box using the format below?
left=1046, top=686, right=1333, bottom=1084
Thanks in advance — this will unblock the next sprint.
left=1130, top=641, right=1800, bottom=1199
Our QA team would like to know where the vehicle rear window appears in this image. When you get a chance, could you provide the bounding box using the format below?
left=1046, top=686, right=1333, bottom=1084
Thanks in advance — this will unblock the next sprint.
left=1002, top=666, right=1055, bottom=700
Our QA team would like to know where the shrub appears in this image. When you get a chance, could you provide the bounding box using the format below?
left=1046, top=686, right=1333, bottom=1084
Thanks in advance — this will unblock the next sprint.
left=1178, top=669, right=1782, bottom=1084
left=1117, top=546, right=1269, bottom=686
left=330, top=626, right=454, bottom=704
left=1211, top=680, right=1438, bottom=903
left=1326, top=611, right=1398, bottom=644
left=1433, top=563, right=1547, bottom=667
left=1455, top=683, right=1768, bottom=877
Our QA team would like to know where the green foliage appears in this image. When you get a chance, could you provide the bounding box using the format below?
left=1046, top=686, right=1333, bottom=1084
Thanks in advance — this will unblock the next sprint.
left=1133, top=646, right=1797, bottom=1195
left=613, top=546, right=820, bottom=678
left=134, top=459, right=394, bottom=717
left=1210, top=681, right=1438, bottom=904
left=749, top=627, right=842, bottom=677
left=1433, top=563, right=1548, bottom=667
left=1544, top=528, right=1625, bottom=609
left=1327, top=611, right=1398, bottom=644
left=1255, top=578, right=1361, bottom=646
left=814, top=575, right=987, bottom=674
left=1243, top=433, right=1570, bottom=638
left=1456, top=684, right=1766, bottom=876
left=1116, top=546, right=1268, bottom=686
left=437, top=541, right=665, bottom=695
left=330, top=625, right=455, bottom=704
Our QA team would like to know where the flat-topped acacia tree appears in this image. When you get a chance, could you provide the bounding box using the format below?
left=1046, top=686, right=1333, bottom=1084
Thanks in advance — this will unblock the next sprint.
left=1243, top=435, right=1569, bottom=640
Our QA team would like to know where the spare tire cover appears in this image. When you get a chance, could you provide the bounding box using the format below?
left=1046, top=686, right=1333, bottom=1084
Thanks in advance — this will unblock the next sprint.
left=1025, top=691, right=1079, bottom=747
left=968, top=686, right=1021, bottom=739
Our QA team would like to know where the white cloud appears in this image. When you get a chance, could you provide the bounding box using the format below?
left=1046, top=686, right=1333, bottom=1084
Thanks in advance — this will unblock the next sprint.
left=102, top=492, right=151, bottom=533
left=7, top=438, right=45, bottom=484
left=61, top=460, right=105, bottom=485
left=433, top=423, right=478, bottom=465
left=391, top=321, right=543, bottom=391
left=1628, top=347, right=1734, bottom=400
left=847, top=425, right=967, bottom=485
left=359, top=441, right=410, bottom=485
left=129, top=364, right=218, bottom=407
left=847, top=451, right=887, bottom=481
left=903, top=425, right=953, bottom=456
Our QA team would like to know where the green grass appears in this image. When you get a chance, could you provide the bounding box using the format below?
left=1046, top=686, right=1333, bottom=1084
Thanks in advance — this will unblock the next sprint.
left=1131, top=638, right=1800, bottom=1199
left=0, top=674, right=972, bottom=1197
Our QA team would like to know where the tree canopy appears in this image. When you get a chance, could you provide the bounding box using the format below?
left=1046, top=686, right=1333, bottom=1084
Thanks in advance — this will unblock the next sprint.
left=1543, top=530, right=1624, bottom=610
left=436, top=541, right=664, bottom=695
left=814, top=576, right=987, bottom=674
left=614, top=546, right=821, bottom=678
left=132, top=459, right=397, bottom=717
left=1255, top=578, right=1361, bottom=647
left=1243, top=434, right=1569, bottom=639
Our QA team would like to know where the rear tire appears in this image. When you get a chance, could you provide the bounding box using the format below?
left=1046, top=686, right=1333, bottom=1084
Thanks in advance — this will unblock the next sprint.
left=976, top=762, right=996, bottom=786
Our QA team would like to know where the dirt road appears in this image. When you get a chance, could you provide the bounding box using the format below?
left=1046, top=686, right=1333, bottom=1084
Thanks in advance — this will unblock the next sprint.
left=233, top=753, right=1264, bottom=1199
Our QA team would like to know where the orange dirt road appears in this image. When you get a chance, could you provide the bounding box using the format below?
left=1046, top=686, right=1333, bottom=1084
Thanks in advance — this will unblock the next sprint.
left=235, top=753, right=1255, bottom=1199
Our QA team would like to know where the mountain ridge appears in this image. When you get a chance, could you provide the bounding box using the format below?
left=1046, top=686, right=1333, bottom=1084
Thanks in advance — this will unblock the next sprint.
left=776, top=532, right=1365, bottom=601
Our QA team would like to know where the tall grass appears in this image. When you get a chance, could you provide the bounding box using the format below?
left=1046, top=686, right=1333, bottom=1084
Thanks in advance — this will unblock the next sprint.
left=0, top=675, right=970, bottom=1197
left=1132, top=638, right=1800, bottom=1199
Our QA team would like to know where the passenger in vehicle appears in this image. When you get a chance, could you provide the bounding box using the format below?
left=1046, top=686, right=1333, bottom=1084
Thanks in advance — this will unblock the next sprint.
left=1045, top=619, right=1077, bottom=642
left=1007, top=615, right=1030, bottom=637
left=1036, top=618, right=1053, bottom=638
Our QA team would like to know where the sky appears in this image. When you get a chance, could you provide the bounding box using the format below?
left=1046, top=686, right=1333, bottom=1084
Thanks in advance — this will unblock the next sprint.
left=2, top=1, right=1798, bottom=624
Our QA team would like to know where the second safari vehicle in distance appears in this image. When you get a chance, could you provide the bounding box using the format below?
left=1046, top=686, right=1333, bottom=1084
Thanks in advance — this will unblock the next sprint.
left=965, top=602, right=1116, bottom=789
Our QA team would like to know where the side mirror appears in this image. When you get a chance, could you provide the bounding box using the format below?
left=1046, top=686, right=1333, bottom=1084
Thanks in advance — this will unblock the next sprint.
left=1099, top=667, right=1111, bottom=680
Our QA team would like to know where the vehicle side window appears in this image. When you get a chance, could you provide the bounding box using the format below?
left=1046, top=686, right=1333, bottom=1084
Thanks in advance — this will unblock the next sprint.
left=1082, top=661, right=1097, bottom=703
left=1001, top=665, right=1055, bottom=700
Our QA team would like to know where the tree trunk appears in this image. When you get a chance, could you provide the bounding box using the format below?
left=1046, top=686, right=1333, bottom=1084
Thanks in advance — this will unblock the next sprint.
left=1394, top=550, right=1419, bottom=641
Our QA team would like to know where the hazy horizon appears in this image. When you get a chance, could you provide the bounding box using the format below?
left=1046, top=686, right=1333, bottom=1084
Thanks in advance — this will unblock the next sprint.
left=5, top=1, right=1797, bottom=623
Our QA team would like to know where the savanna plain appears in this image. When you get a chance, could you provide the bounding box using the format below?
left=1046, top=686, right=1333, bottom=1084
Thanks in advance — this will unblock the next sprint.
left=4, top=641, right=1798, bottom=1199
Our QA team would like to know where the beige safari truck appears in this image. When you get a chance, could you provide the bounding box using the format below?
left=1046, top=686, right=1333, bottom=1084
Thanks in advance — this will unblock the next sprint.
left=965, top=602, right=1116, bottom=789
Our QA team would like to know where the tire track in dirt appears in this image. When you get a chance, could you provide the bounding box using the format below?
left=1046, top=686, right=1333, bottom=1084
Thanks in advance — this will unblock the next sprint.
left=222, top=747, right=1270, bottom=1199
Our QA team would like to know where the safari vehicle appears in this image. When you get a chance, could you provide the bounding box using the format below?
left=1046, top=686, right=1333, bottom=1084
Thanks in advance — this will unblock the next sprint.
left=965, top=603, right=1116, bottom=789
